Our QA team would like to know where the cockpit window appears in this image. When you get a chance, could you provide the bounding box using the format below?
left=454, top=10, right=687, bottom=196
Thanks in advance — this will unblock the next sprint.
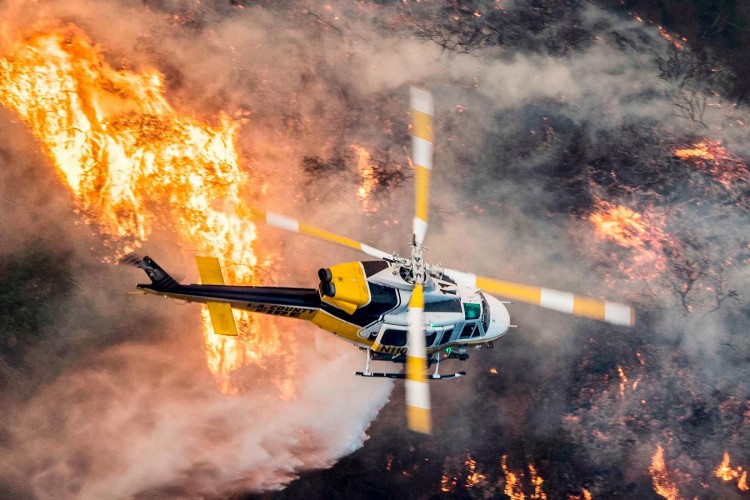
left=438, top=328, right=453, bottom=346
left=459, top=323, right=476, bottom=339
left=464, top=302, right=481, bottom=320
left=381, top=329, right=407, bottom=346
left=425, top=330, right=437, bottom=347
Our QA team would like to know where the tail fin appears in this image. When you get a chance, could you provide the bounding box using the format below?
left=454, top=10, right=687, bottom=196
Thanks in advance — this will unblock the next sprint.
left=121, top=254, right=179, bottom=291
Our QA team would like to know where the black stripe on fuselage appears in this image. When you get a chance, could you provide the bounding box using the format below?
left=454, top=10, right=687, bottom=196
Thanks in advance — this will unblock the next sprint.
left=138, top=279, right=400, bottom=329
left=320, top=282, right=400, bottom=328
left=137, top=283, right=322, bottom=309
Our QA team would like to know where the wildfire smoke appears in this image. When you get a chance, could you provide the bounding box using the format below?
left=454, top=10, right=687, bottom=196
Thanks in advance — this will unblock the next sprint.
left=0, top=24, right=293, bottom=394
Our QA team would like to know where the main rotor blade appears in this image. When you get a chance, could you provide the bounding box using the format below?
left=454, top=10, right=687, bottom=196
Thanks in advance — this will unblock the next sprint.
left=406, top=283, right=432, bottom=434
left=410, top=87, right=433, bottom=247
left=251, top=208, right=392, bottom=261
left=442, top=268, right=635, bottom=327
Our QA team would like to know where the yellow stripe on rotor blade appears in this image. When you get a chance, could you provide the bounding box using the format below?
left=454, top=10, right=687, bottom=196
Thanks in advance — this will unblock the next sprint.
left=207, top=302, right=238, bottom=336
left=414, top=165, right=431, bottom=224
left=475, top=276, right=542, bottom=304
left=196, top=256, right=226, bottom=285
left=475, top=274, right=635, bottom=326
left=409, top=284, right=425, bottom=309
left=412, top=110, right=433, bottom=142
left=406, top=405, right=432, bottom=435
left=573, top=296, right=606, bottom=322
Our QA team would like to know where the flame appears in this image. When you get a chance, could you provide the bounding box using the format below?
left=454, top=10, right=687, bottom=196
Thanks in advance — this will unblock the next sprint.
left=0, top=24, right=293, bottom=394
left=464, top=453, right=486, bottom=489
left=675, top=141, right=749, bottom=191
left=501, top=455, right=526, bottom=500
left=440, top=472, right=457, bottom=493
left=617, top=365, right=628, bottom=397
left=528, top=463, right=547, bottom=500
left=588, top=198, right=672, bottom=279
left=657, top=26, right=684, bottom=50
left=649, top=445, right=681, bottom=500
left=715, top=452, right=749, bottom=491
left=353, top=144, right=377, bottom=211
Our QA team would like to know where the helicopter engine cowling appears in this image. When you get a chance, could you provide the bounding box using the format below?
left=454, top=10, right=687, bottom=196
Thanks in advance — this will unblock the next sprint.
left=318, top=262, right=371, bottom=314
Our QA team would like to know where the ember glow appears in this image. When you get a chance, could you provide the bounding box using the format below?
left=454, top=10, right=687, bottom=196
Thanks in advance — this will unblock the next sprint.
left=649, top=445, right=680, bottom=500
left=0, top=24, right=290, bottom=393
left=617, top=365, right=628, bottom=397
left=464, top=453, right=487, bottom=490
left=657, top=26, right=685, bottom=50
left=353, top=144, right=376, bottom=209
left=674, top=140, right=750, bottom=191
left=588, top=198, right=672, bottom=279
left=528, top=463, right=548, bottom=500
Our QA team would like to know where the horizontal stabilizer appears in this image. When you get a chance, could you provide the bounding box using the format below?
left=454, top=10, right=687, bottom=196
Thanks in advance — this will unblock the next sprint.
left=207, top=301, right=238, bottom=336
left=196, top=256, right=238, bottom=336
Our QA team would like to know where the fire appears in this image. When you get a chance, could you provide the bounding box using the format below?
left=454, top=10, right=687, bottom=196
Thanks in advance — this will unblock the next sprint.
left=649, top=445, right=681, bottom=500
left=440, top=472, right=457, bottom=493
left=588, top=198, right=671, bottom=279
left=353, top=145, right=376, bottom=210
left=501, top=455, right=526, bottom=500
left=715, top=452, right=749, bottom=491
left=464, top=453, right=487, bottom=489
left=657, top=26, right=684, bottom=50
left=567, top=489, right=592, bottom=500
left=528, top=463, right=548, bottom=500
left=0, top=24, right=292, bottom=394
left=674, top=140, right=749, bottom=191
left=617, top=365, right=628, bottom=397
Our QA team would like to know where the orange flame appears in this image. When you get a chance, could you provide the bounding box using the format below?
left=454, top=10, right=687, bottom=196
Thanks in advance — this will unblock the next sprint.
left=528, top=463, right=548, bottom=500
left=566, top=488, right=592, bottom=500
left=501, top=455, right=526, bottom=500
left=0, top=24, right=293, bottom=394
left=649, top=445, right=681, bottom=500
left=352, top=144, right=377, bottom=211
left=657, top=26, right=684, bottom=50
left=617, top=365, right=628, bottom=397
left=464, top=453, right=487, bottom=489
left=589, top=198, right=671, bottom=279
left=715, top=452, right=749, bottom=491
left=675, top=141, right=749, bottom=190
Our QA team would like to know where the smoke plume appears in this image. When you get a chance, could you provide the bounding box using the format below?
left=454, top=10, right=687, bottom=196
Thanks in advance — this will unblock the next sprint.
left=0, top=0, right=749, bottom=498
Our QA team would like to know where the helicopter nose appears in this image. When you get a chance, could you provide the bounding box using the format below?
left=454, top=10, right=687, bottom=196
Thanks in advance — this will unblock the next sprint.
left=484, top=293, right=510, bottom=340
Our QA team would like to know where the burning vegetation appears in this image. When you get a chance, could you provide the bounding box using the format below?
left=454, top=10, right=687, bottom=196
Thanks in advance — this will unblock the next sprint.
left=0, top=25, right=291, bottom=395
left=715, top=452, right=750, bottom=493
left=588, top=198, right=673, bottom=280
left=674, top=140, right=750, bottom=192
left=649, top=445, right=680, bottom=500
left=1, top=0, right=750, bottom=498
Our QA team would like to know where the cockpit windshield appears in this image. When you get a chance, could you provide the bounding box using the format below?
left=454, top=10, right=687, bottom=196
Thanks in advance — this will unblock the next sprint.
left=464, top=302, right=481, bottom=320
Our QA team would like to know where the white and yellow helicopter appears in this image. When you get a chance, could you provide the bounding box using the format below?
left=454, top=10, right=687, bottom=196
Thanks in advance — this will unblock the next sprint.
left=126, top=88, right=634, bottom=434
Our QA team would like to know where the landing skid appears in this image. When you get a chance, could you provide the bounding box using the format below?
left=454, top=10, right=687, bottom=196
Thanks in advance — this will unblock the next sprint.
left=356, top=347, right=466, bottom=380
left=354, top=371, right=466, bottom=379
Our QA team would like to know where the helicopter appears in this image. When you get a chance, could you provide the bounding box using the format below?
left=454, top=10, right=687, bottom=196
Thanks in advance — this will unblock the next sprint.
left=125, top=88, right=634, bottom=435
